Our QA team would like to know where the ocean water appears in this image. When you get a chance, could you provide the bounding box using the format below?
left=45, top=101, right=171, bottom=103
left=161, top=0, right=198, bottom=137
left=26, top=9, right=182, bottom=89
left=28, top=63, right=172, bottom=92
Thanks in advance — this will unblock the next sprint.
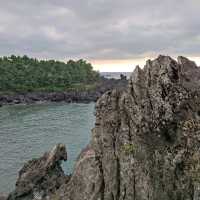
left=100, top=72, right=132, bottom=79
left=0, top=102, right=95, bottom=193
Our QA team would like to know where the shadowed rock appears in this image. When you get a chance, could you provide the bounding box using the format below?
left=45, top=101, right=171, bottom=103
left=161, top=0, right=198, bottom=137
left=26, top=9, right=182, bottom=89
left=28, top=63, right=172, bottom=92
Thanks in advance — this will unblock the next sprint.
left=8, top=144, right=69, bottom=200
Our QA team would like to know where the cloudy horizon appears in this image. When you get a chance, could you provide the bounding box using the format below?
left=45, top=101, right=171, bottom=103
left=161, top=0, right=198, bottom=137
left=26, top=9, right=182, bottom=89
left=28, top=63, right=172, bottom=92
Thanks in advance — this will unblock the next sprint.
left=0, top=0, right=200, bottom=72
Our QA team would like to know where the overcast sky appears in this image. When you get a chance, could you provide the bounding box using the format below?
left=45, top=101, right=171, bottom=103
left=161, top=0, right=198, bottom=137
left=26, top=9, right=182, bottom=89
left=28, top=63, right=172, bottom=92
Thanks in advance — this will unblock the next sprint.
left=0, top=0, right=200, bottom=71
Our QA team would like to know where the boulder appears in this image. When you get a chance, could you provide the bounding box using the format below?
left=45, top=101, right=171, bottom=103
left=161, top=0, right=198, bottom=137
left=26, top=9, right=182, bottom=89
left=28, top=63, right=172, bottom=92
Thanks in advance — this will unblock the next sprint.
left=8, top=144, right=69, bottom=200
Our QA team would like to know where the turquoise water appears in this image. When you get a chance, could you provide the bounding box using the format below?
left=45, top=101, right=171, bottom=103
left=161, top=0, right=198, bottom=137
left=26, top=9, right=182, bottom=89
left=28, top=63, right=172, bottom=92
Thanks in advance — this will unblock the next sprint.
left=0, top=102, right=95, bottom=193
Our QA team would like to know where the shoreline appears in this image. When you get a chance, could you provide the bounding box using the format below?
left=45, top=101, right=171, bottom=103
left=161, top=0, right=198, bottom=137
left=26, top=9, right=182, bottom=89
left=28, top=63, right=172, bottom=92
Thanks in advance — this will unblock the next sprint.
left=0, top=90, right=101, bottom=106
left=0, top=79, right=128, bottom=107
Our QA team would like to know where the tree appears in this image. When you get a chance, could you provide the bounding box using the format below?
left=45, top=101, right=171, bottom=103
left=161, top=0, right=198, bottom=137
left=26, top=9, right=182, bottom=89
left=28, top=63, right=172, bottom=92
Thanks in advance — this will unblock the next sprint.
left=0, top=55, right=100, bottom=92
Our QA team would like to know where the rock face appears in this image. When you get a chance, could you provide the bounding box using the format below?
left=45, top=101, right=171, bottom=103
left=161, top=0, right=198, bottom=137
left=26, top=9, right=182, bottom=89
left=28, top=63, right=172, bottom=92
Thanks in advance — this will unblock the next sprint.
left=59, top=55, right=200, bottom=200
left=8, top=144, right=69, bottom=200
left=8, top=56, right=200, bottom=200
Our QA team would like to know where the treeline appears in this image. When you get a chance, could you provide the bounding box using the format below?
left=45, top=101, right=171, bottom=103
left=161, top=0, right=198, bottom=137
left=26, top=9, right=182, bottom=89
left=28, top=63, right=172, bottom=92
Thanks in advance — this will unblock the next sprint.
left=0, top=55, right=100, bottom=92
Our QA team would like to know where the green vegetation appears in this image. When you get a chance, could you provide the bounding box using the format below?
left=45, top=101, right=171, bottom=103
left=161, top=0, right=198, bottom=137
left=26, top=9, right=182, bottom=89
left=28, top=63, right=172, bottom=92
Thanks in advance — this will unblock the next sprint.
left=0, top=55, right=100, bottom=93
left=121, top=143, right=137, bottom=155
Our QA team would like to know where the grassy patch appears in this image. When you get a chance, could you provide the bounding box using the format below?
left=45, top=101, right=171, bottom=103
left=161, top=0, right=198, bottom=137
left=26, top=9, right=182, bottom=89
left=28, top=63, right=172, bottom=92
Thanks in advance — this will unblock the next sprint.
left=121, top=143, right=137, bottom=155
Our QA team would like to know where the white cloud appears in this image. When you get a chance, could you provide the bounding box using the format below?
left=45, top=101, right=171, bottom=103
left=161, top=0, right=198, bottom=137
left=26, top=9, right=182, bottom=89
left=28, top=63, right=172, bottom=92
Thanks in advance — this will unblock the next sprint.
left=0, top=0, right=199, bottom=71
left=41, top=26, right=65, bottom=41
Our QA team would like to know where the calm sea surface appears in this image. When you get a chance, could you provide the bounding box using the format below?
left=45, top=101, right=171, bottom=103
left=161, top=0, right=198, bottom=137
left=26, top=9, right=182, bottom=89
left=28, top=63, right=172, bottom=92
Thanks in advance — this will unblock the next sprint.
left=0, top=102, right=95, bottom=193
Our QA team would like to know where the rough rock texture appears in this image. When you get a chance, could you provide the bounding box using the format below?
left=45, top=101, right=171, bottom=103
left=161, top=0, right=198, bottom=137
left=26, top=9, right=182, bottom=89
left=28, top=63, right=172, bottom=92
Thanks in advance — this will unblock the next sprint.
left=9, top=56, right=200, bottom=200
left=58, top=55, right=200, bottom=200
left=8, top=144, right=69, bottom=200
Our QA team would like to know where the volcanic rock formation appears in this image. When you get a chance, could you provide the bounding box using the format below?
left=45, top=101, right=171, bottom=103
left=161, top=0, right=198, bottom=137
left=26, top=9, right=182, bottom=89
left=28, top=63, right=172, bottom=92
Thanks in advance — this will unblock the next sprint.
left=8, top=144, right=69, bottom=200
left=8, top=55, right=200, bottom=200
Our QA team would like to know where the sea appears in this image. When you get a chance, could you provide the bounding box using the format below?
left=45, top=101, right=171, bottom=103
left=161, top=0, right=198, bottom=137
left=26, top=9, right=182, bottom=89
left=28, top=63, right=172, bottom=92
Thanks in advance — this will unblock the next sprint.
left=101, top=72, right=131, bottom=79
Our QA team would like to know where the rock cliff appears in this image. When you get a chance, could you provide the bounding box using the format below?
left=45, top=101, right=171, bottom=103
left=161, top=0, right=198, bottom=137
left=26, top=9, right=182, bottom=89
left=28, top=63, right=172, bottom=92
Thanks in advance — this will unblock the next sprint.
left=8, top=56, right=200, bottom=199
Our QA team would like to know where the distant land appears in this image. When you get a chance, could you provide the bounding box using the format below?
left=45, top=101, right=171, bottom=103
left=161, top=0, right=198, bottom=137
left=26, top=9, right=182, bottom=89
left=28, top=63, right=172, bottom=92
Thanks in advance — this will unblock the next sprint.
left=101, top=72, right=132, bottom=79
left=0, top=55, right=100, bottom=93
left=0, top=55, right=128, bottom=106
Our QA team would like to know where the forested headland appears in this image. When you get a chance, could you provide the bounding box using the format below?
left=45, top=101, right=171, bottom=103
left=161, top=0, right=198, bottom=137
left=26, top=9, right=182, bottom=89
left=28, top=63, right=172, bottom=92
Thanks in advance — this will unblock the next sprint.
left=0, top=55, right=100, bottom=93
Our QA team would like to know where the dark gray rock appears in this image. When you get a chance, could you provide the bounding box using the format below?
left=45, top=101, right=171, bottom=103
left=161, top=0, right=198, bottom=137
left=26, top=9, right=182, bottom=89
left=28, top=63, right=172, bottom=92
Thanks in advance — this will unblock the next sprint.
left=8, top=144, right=69, bottom=200
left=58, top=145, right=104, bottom=200
left=59, top=55, right=200, bottom=199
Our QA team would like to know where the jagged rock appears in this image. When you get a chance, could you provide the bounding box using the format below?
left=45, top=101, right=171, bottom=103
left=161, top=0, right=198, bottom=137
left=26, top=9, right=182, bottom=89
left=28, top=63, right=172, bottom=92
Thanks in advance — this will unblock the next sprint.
left=58, top=145, right=104, bottom=200
left=9, top=56, right=200, bottom=200
left=58, top=55, right=200, bottom=199
left=8, top=144, right=69, bottom=200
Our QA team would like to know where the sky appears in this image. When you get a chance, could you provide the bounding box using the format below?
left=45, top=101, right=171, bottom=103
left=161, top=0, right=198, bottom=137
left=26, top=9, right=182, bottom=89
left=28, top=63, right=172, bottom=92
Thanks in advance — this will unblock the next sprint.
left=0, top=0, right=200, bottom=72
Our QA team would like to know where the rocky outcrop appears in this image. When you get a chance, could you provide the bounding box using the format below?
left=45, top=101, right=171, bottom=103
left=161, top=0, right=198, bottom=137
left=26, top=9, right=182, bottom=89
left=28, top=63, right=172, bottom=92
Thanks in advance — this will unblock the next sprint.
left=8, top=56, right=200, bottom=199
left=60, top=55, right=200, bottom=200
left=8, top=144, right=69, bottom=200
left=58, top=145, right=104, bottom=200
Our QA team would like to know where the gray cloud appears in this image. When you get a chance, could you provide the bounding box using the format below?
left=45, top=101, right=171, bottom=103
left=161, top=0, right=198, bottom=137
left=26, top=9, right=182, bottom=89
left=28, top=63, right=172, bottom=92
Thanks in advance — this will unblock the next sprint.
left=0, top=0, right=199, bottom=60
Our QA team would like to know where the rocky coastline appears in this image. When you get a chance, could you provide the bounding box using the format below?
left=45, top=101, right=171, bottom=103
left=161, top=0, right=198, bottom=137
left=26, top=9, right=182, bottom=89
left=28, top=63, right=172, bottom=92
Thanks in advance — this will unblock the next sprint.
left=0, top=78, right=127, bottom=106
left=4, top=55, right=200, bottom=200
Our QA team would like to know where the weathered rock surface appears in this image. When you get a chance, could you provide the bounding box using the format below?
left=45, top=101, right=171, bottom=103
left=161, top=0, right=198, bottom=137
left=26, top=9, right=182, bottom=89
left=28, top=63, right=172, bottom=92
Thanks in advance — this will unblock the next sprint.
left=59, top=55, right=200, bottom=200
left=8, top=56, right=200, bottom=199
left=8, top=144, right=69, bottom=200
